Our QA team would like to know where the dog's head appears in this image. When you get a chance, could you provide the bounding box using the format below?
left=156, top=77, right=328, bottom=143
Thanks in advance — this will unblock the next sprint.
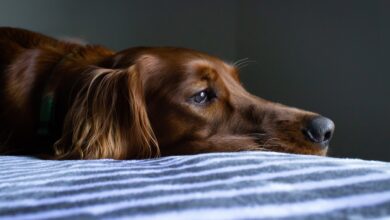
left=56, top=47, right=334, bottom=159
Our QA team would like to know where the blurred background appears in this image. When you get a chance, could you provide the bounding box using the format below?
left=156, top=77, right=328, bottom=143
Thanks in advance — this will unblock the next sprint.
left=1, top=0, right=389, bottom=161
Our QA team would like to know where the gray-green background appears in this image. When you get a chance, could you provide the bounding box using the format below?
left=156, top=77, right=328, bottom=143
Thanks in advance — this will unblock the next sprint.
left=1, top=0, right=389, bottom=161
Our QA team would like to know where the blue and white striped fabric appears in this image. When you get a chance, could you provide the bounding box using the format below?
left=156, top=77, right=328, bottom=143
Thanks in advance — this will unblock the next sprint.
left=0, top=151, right=390, bottom=220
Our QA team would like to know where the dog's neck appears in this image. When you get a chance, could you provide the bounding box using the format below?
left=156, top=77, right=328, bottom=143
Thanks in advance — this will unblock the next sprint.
left=36, top=46, right=114, bottom=142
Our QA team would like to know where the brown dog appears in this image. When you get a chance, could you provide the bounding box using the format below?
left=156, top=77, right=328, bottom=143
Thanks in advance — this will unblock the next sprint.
left=0, top=27, right=335, bottom=159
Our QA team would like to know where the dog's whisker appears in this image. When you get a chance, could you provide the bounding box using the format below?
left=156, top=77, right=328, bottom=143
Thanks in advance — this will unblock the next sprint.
left=235, top=60, right=256, bottom=67
left=236, top=60, right=253, bottom=66
left=233, top=59, right=255, bottom=69
left=235, top=60, right=257, bottom=71
left=232, top=57, right=249, bottom=66
left=260, top=137, right=282, bottom=149
left=248, top=133, right=268, bottom=141
left=248, top=133, right=267, bottom=136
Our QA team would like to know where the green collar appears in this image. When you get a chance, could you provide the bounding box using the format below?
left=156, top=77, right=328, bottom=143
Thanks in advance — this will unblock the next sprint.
left=37, top=50, right=76, bottom=137
left=37, top=92, right=55, bottom=136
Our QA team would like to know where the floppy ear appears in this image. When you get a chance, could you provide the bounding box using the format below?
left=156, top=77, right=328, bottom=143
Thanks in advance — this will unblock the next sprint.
left=54, top=65, right=159, bottom=159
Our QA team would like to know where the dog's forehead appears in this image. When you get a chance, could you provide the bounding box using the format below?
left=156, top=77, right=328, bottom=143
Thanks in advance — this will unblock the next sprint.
left=185, top=59, right=236, bottom=78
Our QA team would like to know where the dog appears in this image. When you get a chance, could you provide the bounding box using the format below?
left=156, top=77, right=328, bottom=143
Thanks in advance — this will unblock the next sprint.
left=0, top=27, right=335, bottom=159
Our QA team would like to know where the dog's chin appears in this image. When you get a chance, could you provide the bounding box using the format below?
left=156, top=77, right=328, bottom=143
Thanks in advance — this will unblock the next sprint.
left=281, top=144, right=329, bottom=156
left=304, top=142, right=329, bottom=156
left=255, top=140, right=329, bottom=156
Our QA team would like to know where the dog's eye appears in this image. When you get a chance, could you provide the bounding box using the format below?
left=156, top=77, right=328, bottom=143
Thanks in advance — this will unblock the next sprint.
left=191, top=89, right=216, bottom=105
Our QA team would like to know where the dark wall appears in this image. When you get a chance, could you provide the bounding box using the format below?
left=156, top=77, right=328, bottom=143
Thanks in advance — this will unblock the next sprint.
left=1, top=0, right=389, bottom=161
left=237, top=0, right=390, bottom=161
left=0, top=0, right=237, bottom=59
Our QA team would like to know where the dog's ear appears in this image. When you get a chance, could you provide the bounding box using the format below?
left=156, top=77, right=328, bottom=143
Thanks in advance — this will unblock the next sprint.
left=54, top=65, right=159, bottom=159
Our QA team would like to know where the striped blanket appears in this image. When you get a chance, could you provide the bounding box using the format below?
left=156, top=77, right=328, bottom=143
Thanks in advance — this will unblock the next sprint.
left=0, top=151, right=390, bottom=219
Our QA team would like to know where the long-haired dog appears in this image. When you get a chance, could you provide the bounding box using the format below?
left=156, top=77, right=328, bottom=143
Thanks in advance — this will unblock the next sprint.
left=0, top=27, right=335, bottom=159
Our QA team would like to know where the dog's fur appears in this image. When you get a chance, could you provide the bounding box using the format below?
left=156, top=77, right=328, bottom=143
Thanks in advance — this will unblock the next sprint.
left=0, top=27, right=332, bottom=159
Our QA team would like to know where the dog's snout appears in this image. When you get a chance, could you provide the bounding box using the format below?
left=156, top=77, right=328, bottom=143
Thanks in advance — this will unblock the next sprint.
left=303, top=116, right=335, bottom=146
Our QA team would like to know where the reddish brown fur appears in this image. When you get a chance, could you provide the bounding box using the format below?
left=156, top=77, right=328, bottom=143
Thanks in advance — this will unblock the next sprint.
left=0, top=27, right=331, bottom=159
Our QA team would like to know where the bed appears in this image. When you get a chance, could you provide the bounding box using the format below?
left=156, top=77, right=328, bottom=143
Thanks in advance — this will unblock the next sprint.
left=0, top=151, right=390, bottom=219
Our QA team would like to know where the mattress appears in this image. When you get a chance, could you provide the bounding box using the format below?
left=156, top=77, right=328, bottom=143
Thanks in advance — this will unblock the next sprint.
left=0, top=151, right=390, bottom=219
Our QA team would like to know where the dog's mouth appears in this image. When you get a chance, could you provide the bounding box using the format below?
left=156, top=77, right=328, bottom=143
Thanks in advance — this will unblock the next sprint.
left=247, top=133, right=284, bottom=152
left=249, top=133, right=329, bottom=156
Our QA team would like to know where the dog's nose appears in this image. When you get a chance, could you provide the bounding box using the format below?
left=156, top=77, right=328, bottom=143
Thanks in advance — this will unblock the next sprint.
left=303, top=116, right=335, bottom=146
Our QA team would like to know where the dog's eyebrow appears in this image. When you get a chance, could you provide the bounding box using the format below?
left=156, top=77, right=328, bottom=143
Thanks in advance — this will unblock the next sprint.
left=186, top=59, right=210, bottom=68
left=185, top=59, right=214, bottom=78
left=199, top=68, right=218, bottom=81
